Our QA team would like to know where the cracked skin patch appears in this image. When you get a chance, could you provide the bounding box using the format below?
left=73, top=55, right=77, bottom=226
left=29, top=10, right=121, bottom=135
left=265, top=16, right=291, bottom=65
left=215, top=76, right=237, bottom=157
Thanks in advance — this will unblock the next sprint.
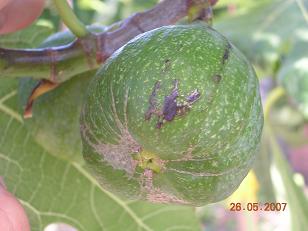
left=145, top=79, right=201, bottom=129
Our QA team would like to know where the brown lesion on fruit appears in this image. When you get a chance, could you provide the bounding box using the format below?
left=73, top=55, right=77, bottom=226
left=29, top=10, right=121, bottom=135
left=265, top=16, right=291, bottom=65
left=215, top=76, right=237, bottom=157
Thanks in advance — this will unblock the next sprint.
left=145, top=80, right=201, bottom=128
left=212, top=74, right=222, bottom=84
left=162, top=58, right=172, bottom=72
left=222, top=42, right=232, bottom=65
left=145, top=81, right=161, bottom=121
left=158, top=79, right=181, bottom=128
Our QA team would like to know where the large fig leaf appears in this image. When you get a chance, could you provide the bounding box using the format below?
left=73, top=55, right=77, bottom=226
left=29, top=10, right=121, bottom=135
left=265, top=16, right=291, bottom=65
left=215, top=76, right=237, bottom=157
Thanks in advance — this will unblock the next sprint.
left=0, top=23, right=54, bottom=48
left=18, top=74, right=93, bottom=163
left=268, top=127, right=308, bottom=231
left=15, top=24, right=107, bottom=163
left=278, top=41, right=308, bottom=118
left=0, top=77, right=201, bottom=231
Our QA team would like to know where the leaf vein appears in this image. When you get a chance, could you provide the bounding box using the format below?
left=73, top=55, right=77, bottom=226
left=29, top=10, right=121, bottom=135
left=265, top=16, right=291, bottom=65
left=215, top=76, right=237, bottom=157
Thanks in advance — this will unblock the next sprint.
left=0, top=90, right=17, bottom=103
left=0, top=103, right=23, bottom=123
left=90, top=185, right=106, bottom=230
left=72, top=163, right=154, bottom=231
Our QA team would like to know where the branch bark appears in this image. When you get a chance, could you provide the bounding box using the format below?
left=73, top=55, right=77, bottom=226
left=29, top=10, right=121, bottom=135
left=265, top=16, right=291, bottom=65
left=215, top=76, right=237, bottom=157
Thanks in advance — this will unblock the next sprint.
left=0, top=0, right=216, bottom=83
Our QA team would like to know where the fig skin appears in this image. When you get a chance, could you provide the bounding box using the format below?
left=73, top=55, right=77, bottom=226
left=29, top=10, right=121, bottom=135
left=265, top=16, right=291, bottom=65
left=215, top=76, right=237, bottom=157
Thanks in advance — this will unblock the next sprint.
left=81, top=24, right=263, bottom=206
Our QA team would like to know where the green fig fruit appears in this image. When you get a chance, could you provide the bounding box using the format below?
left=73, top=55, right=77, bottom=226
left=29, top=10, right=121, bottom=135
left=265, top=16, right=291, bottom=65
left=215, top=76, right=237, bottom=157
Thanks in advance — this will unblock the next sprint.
left=80, top=24, right=263, bottom=206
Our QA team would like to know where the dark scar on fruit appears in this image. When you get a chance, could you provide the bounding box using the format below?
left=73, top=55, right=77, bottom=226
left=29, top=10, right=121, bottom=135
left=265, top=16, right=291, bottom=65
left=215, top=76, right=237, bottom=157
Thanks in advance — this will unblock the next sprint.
left=145, top=81, right=161, bottom=120
left=162, top=59, right=172, bottom=72
left=222, top=42, right=232, bottom=65
left=212, top=74, right=222, bottom=84
left=145, top=80, right=201, bottom=129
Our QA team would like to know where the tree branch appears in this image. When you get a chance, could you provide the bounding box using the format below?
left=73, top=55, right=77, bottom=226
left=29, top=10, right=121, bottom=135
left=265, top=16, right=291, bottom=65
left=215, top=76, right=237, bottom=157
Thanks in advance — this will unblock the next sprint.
left=0, top=0, right=216, bottom=83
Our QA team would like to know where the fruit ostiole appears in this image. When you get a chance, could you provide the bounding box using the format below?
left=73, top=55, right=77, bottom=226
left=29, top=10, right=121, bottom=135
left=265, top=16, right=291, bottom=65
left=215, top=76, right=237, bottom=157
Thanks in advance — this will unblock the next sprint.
left=81, top=23, right=264, bottom=206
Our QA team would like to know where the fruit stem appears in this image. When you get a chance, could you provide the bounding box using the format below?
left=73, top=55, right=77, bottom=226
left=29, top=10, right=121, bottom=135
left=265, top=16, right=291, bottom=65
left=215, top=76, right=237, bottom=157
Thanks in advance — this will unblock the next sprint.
left=263, top=86, right=286, bottom=120
left=53, top=0, right=88, bottom=37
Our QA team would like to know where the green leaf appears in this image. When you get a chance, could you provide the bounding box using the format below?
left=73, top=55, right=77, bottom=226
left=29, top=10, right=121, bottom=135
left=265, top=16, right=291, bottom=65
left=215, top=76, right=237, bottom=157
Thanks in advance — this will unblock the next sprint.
left=215, top=0, right=307, bottom=72
left=216, top=0, right=268, bottom=11
left=271, top=103, right=308, bottom=147
left=0, top=78, right=201, bottom=230
left=18, top=73, right=95, bottom=163
left=267, top=126, right=308, bottom=231
left=278, top=41, right=308, bottom=118
left=0, top=23, right=54, bottom=48
left=15, top=23, right=106, bottom=163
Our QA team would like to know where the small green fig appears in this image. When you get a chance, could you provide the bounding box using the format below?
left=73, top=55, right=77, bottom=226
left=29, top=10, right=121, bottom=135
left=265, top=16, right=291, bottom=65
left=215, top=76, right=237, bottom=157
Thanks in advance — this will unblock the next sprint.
left=80, top=24, right=263, bottom=206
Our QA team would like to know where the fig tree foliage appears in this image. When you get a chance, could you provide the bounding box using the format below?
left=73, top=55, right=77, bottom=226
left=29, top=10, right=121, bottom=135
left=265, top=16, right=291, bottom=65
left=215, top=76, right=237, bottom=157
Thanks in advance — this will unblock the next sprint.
left=81, top=24, right=264, bottom=206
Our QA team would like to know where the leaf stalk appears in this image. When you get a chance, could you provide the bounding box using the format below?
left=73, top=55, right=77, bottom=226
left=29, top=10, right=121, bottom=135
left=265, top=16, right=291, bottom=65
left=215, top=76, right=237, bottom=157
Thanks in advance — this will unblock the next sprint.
left=53, top=0, right=88, bottom=37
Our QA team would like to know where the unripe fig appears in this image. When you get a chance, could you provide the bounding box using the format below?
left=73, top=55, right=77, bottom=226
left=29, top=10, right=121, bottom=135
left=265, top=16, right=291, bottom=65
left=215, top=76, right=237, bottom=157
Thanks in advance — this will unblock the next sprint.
left=81, top=24, right=263, bottom=206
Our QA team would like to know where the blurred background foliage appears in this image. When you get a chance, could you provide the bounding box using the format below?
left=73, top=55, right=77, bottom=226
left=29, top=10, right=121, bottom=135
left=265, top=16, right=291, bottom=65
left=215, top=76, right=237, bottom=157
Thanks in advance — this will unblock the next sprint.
left=1, top=0, right=307, bottom=230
